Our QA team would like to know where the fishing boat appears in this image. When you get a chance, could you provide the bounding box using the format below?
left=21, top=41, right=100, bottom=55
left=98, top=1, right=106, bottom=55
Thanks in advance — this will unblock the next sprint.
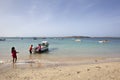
left=33, top=41, right=49, bottom=53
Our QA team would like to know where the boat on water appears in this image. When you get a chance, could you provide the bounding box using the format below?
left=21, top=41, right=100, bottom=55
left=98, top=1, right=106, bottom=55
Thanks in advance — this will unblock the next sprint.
left=0, top=38, right=6, bottom=41
left=98, top=40, right=109, bottom=43
left=75, top=39, right=81, bottom=42
left=33, top=37, right=37, bottom=40
left=33, top=41, right=49, bottom=53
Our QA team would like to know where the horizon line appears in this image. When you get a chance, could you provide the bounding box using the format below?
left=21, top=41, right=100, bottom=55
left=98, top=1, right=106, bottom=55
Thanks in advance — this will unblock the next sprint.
left=0, top=36, right=120, bottom=38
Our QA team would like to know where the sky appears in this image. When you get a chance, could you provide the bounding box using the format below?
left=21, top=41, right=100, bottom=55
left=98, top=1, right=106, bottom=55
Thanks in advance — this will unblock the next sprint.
left=0, top=0, right=120, bottom=37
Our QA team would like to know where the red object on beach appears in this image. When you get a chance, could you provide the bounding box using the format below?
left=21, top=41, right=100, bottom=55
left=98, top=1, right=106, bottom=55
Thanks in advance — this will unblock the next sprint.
left=12, top=50, right=17, bottom=58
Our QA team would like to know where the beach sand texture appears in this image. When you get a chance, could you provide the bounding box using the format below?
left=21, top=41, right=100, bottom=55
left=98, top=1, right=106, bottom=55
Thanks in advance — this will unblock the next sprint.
left=0, top=61, right=120, bottom=80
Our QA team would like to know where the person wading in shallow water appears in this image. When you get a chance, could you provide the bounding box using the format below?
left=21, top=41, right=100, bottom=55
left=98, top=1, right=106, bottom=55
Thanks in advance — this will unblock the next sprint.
left=36, top=44, right=41, bottom=52
left=11, top=47, right=19, bottom=63
left=29, top=45, right=33, bottom=54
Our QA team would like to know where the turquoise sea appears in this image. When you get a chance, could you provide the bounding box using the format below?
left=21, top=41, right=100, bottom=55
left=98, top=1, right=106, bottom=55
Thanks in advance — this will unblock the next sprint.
left=0, top=37, right=120, bottom=61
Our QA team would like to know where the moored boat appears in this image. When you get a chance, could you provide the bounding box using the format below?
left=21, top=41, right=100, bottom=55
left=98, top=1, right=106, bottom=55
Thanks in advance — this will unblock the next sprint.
left=98, top=40, right=109, bottom=43
left=33, top=41, right=49, bottom=53
left=75, top=39, right=81, bottom=42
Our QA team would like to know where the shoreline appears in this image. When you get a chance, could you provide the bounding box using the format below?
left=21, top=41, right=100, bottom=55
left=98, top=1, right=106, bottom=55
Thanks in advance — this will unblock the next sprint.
left=0, top=56, right=120, bottom=67
left=0, top=56, right=120, bottom=70
left=0, top=56, right=120, bottom=64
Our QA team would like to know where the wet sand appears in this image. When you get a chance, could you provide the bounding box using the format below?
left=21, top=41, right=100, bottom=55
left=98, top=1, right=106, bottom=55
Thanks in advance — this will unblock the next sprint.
left=0, top=57, right=120, bottom=80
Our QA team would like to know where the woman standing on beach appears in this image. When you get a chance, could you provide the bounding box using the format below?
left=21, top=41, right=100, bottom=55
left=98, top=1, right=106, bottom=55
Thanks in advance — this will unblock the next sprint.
left=11, top=47, right=18, bottom=63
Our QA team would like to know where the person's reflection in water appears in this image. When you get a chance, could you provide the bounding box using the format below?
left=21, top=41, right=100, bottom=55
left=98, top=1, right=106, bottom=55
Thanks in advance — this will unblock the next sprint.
left=12, top=63, right=17, bottom=69
left=29, top=54, right=33, bottom=68
left=37, top=54, right=42, bottom=68
left=29, top=54, right=43, bottom=68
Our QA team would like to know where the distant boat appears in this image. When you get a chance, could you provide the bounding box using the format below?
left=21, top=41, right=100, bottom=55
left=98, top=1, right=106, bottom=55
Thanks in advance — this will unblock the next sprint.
left=0, top=38, right=6, bottom=41
left=21, top=37, right=23, bottom=40
left=41, top=37, right=46, bottom=39
left=33, top=37, right=37, bottom=40
left=98, top=40, right=109, bottom=43
left=75, top=39, right=81, bottom=42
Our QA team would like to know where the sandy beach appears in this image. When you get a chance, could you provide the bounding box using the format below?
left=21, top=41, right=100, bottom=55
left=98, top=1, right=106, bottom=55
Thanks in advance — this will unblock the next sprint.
left=0, top=57, right=120, bottom=80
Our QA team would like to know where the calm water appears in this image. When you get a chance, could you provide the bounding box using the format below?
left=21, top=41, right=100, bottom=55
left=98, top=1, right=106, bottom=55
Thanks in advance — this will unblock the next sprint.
left=0, top=37, right=120, bottom=60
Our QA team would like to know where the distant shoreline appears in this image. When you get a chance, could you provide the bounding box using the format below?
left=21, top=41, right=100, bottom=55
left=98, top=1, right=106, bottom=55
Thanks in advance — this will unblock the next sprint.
left=0, top=36, right=120, bottom=39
